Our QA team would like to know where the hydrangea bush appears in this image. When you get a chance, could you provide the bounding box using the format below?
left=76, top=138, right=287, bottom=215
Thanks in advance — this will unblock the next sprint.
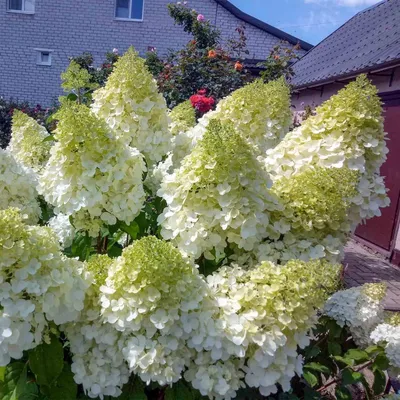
left=0, top=47, right=391, bottom=400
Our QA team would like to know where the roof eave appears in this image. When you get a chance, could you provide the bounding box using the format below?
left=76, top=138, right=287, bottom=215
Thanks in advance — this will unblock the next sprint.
left=292, top=59, right=400, bottom=91
left=214, top=0, right=313, bottom=51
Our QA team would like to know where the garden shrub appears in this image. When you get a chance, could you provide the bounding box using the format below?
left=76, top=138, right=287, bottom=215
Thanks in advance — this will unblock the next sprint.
left=156, top=3, right=251, bottom=108
left=0, top=99, right=54, bottom=149
left=0, top=47, right=393, bottom=400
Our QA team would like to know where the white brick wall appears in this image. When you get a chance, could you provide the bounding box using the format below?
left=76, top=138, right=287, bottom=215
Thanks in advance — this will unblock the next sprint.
left=0, top=0, right=306, bottom=105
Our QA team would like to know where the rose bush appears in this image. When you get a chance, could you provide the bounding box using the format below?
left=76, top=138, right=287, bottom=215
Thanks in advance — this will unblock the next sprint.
left=0, top=47, right=392, bottom=400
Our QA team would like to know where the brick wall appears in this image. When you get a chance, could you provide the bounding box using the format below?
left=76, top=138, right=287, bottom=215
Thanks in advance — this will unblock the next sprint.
left=0, top=0, right=304, bottom=105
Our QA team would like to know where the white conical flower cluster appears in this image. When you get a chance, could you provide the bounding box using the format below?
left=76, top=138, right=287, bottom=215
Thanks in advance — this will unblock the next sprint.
left=38, top=102, right=146, bottom=237
left=63, top=255, right=130, bottom=398
left=158, top=119, right=283, bottom=260
left=8, top=110, right=51, bottom=172
left=0, top=208, right=88, bottom=366
left=92, top=47, right=172, bottom=166
left=265, top=75, right=389, bottom=227
left=0, top=148, right=41, bottom=224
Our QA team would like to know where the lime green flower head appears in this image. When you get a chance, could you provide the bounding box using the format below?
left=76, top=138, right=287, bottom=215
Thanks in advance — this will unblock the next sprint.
left=61, top=60, right=98, bottom=94
left=38, top=101, right=146, bottom=236
left=92, top=47, right=172, bottom=165
left=8, top=110, right=51, bottom=172
left=169, top=100, right=197, bottom=136
left=158, top=119, right=282, bottom=259
left=214, top=77, right=291, bottom=155
left=185, top=78, right=291, bottom=160
left=103, top=236, right=196, bottom=309
left=272, top=166, right=359, bottom=237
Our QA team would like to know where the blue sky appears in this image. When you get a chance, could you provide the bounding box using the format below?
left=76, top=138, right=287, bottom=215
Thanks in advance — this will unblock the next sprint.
left=229, top=0, right=382, bottom=45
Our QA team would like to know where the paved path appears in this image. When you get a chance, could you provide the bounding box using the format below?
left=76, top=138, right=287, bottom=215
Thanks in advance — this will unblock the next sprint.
left=344, top=240, right=400, bottom=311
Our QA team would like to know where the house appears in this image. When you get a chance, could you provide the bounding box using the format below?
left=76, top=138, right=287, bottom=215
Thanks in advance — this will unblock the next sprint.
left=291, top=0, right=400, bottom=264
left=0, top=0, right=311, bottom=105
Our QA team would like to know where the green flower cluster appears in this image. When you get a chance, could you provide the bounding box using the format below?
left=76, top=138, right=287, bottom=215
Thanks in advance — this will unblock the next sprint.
left=38, top=102, right=146, bottom=236
left=272, top=166, right=359, bottom=238
left=169, top=100, right=197, bottom=136
left=8, top=110, right=51, bottom=172
left=92, top=47, right=172, bottom=165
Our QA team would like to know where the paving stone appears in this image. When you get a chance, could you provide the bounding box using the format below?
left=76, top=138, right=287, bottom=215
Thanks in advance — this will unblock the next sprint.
left=344, top=239, right=400, bottom=311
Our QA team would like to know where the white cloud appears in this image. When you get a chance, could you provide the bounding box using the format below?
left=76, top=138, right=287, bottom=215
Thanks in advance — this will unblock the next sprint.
left=305, top=0, right=381, bottom=6
left=279, top=10, right=339, bottom=32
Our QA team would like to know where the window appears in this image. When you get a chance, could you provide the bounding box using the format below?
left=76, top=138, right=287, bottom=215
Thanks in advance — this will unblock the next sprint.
left=8, top=0, right=35, bottom=13
left=115, top=0, right=144, bottom=20
left=35, top=49, right=53, bottom=66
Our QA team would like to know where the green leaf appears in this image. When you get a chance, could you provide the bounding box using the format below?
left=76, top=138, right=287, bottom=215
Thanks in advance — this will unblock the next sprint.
left=304, top=362, right=331, bottom=374
left=305, top=345, right=321, bottom=360
left=66, top=93, right=78, bottom=101
left=344, top=349, right=369, bottom=363
left=328, top=342, right=342, bottom=356
left=117, top=376, right=146, bottom=400
left=303, top=370, right=319, bottom=387
left=165, top=381, right=196, bottom=400
left=365, top=345, right=382, bottom=355
left=333, top=356, right=355, bottom=367
left=372, top=368, right=386, bottom=395
left=373, top=352, right=390, bottom=370
left=44, top=363, right=77, bottom=400
left=120, top=221, right=140, bottom=240
left=0, top=362, right=38, bottom=400
left=335, top=385, right=352, bottom=400
left=303, top=387, right=321, bottom=400
left=0, top=368, right=5, bottom=382
left=327, top=319, right=343, bottom=339
left=341, top=369, right=362, bottom=385
left=29, top=335, right=64, bottom=386
left=42, top=135, right=56, bottom=142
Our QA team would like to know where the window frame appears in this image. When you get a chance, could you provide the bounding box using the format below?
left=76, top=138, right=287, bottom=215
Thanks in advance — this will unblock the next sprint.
left=35, top=48, right=53, bottom=66
left=114, top=0, right=144, bottom=22
left=7, top=0, right=35, bottom=14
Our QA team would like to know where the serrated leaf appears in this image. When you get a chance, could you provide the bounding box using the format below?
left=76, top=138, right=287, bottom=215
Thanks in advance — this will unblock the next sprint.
left=336, top=385, right=352, bottom=400
left=305, top=345, right=321, bottom=360
left=365, top=345, right=382, bottom=355
left=304, top=362, right=331, bottom=374
left=373, top=352, right=390, bottom=370
left=0, top=368, right=5, bottom=382
left=341, top=369, right=362, bottom=385
left=328, top=342, right=342, bottom=356
left=344, top=349, right=369, bottom=363
left=46, top=363, right=77, bottom=400
left=165, top=381, right=195, bottom=400
left=327, top=319, right=343, bottom=338
left=0, top=362, right=38, bottom=400
left=120, top=221, right=140, bottom=240
left=303, top=370, right=318, bottom=387
left=29, top=335, right=64, bottom=386
left=333, top=356, right=354, bottom=367
left=117, top=376, right=146, bottom=400
left=372, top=368, right=386, bottom=395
